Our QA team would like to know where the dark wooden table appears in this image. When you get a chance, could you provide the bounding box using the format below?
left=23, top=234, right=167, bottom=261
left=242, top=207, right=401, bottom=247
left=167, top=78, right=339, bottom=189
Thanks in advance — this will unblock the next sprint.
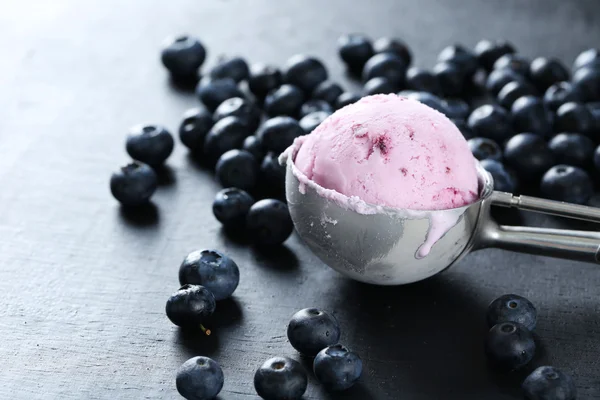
left=1, top=0, right=600, bottom=398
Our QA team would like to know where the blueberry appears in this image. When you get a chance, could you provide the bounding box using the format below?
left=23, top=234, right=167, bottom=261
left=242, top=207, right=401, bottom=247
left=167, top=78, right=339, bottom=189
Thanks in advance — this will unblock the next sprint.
left=254, top=357, right=307, bottom=400
left=467, top=104, right=514, bottom=143
left=243, top=135, right=265, bottom=160
left=493, top=54, right=530, bottom=76
left=260, top=152, right=286, bottom=198
left=485, top=322, right=535, bottom=371
left=406, top=91, right=448, bottom=114
left=110, top=162, right=157, bottom=206
left=529, top=57, right=570, bottom=92
left=437, top=44, right=479, bottom=78
left=176, top=356, right=224, bottom=400
left=589, top=102, right=600, bottom=131
left=497, top=80, right=538, bottom=110
left=338, top=33, right=374, bottom=73
left=204, top=116, right=252, bottom=165
left=213, top=187, right=255, bottom=229
left=372, top=37, right=412, bottom=66
left=126, top=124, right=175, bottom=166
left=165, top=284, right=216, bottom=330
left=487, top=294, right=537, bottom=331
left=452, top=118, right=475, bottom=139
left=215, top=149, right=258, bottom=191
left=179, top=107, right=214, bottom=153
left=287, top=308, right=341, bottom=356
left=246, top=199, right=293, bottom=246
left=405, top=67, right=442, bottom=95
left=209, top=56, right=249, bottom=83
left=299, top=111, right=330, bottom=134
left=548, top=133, right=594, bottom=167
left=432, top=62, right=465, bottom=97
left=264, top=84, right=305, bottom=117
left=335, top=92, right=361, bottom=110
left=480, top=159, right=518, bottom=193
left=362, top=53, right=407, bottom=88
left=572, top=67, right=600, bottom=102
left=504, top=133, right=555, bottom=181
left=257, top=116, right=304, bottom=154
left=468, top=137, right=503, bottom=161
left=543, top=82, right=583, bottom=112
left=313, top=344, right=362, bottom=391
left=160, top=35, right=206, bottom=78
left=363, top=77, right=396, bottom=95
left=179, top=249, right=240, bottom=301
left=442, top=98, right=470, bottom=120
left=522, top=366, right=577, bottom=400
left=214, top=97, right=262, bottom=133
left=474, top=39, right=516, bottom=71
left=283, top=55, right=328, bottom=94
left=541, top=165, right=593, bottom=204
left=486, top=68, right=525, bottom=96
left=248, top=64, right=283, bottom=99
left=573, top=48, right=600, bottom=71
left=196, top=77, right=245, bottom=112
left=594, top=145, right=600, bottom=173
left=312, top=80, right=344, bottom=105
left=554, top=102, right=596, bottom=135
left=511, top=96, right=552, bottom=136
left=299, top=100, right=333, bottom=118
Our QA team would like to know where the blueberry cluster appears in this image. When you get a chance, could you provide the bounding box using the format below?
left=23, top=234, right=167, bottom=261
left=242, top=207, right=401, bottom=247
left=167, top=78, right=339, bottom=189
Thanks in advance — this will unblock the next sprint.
left=485, top=294, right=577, bottom=399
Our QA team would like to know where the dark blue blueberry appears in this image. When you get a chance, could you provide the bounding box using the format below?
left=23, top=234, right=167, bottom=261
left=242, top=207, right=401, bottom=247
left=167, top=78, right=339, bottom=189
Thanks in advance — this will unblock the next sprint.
left=110, top=162, right=157, bottom=206
left=548, top=133, right=594, bottom=167
left=485, top=322, right=535, bottom=371
left=215, top=149, right=258, bottom=191
left=179, top=107, right=214, bottom=153
left=573, top=48, right=600, bottom=71
left=372, top=37, right=412, bottom=66
left=452, top=119, right=475, bottom=139
left=213, top=187, right=255, bottom=229
left=314, top=345, right=362, bottom=391
left=594, top=145, right=600, bottom=173
left=486, top=68, right=525, bottom=96
left=257, top=116, right=304, bottom=154
left=589, top=102, right=600, bottom=132
left=572, top=67, right=600, bottom=102
left=432, top=62, right=465, bottom=97
left=480, top=159, right=518, bottom=192
left=362, top=53, right=407, bottom=88
left=554, top=102, right=596, bottom=135
left=260, top=152, right=286, bottom=198
left=242, top=135, right=264, bottom=161
left=468, top=137, right=503, bottom=161
left=160, top=35, right=206, bottom=78
left=264, top=84, right=305, bottom=118
left=493, top=54, right=530, bottom=76
left=283, top=55, right=328, bottom=94
left=287, top=308, right=341, bottom=356
left=214, top=97, right=262, bottom=133
left=209, top=56, right=249, bottom=83
left=246, top=199, right=293, bottom=246
left=437, top=44, right=479, bottom=78
left=165, top=284, right=216, bottom=329
left=406, top=91, right=448, bottom=114
left=529, top=57, right=569, bottom=92
left=363, top=77, right=396, bottom=95
left=541, top=165, right=593, bottom=204
left=176, top=356, right=224, bottom=400
left=254, top=357, right=307, bottom=400
left=338, top=33, right=374, bottom=73
left=299, top=111, right=331, bottom=134
left=248, top=64, right=283, bottom=99
left=543, top=82, right=583, bottom=112
left=179, top=249, right=240, bottom=301
left=196, top=77, right=245, bottom=112
left=334, top=92, right=361, bottom=110
left=487, top=294, right=537, bottom=331
left=405, top=67, right=442, bottom=95
left=474, top=39, right=516, bottom=71
left=204, top=116, right=252, bottom=165
left=300, top=100, right=332, bottom=118
left=504, top=133, right=556, bottom=181
left=126, top=124, right=174, bottom=166
left=497, top=80, right=538, bottom=110
left=522, top=366, right=577, bottom=400
left=511, top=96, right=552, bottom=136
left=312, top=81, right=344, bottom=105
left=442, top=98, right=470, bottom=120
left=467, top=104, right=514, bottom=143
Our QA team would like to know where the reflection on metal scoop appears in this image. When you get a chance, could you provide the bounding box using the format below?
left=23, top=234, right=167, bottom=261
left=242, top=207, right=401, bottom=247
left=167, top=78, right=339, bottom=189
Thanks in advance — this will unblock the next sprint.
left=282, top=144, right=600, bottom=286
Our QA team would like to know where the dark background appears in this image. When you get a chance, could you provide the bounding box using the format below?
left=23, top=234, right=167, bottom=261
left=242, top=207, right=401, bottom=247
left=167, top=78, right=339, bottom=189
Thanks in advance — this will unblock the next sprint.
left=1, top=0, right=600, bottom=399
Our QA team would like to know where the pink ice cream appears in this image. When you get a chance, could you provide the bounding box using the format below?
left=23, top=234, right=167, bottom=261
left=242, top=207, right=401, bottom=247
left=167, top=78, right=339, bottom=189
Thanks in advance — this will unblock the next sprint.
left=293, top=94, right=479, bottom=211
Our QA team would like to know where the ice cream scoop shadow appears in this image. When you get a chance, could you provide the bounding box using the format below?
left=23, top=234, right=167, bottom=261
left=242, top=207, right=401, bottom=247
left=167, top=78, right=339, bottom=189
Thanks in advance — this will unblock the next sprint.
left=153, top=164, right=176, bottom=187
left=174, top=328, right=220, bottom=359
left=118, top=202, right=159, bottom=227
left=211, top=297, right=244, bottom=327
left=251, top=245, right=300, bottom=272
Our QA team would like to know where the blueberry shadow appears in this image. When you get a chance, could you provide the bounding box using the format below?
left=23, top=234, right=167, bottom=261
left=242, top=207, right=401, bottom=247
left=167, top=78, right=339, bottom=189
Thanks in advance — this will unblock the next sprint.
left=185, top=152, right=213, bottom=174
left=317, top=382, right=374, bottom=400
left=167, top=74, right=199, bottom=94
left=219, top=226, right=253, bottom=247
left=212, top=297, right=244, bottom=328
left=118, top=202, right=159, bottom=227
left=154, top=164, right=176, bottom=187
left=174, top=328, right=220, bottom=359
left=251, top=245, right=299, bottom=271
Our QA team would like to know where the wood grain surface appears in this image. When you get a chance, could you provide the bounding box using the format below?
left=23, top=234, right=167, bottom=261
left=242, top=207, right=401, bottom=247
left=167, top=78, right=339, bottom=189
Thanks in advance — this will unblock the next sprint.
left=1, top=0, right=599, bottom=398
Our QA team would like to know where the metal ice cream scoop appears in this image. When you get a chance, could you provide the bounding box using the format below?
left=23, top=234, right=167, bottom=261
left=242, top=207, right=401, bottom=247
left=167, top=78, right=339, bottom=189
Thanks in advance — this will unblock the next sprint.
left=282, top=148, right=600, bottom=286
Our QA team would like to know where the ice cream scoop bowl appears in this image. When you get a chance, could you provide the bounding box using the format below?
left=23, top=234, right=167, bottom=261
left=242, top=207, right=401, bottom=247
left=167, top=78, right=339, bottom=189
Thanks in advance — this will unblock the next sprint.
left=282, top=140, right=600, bottom=286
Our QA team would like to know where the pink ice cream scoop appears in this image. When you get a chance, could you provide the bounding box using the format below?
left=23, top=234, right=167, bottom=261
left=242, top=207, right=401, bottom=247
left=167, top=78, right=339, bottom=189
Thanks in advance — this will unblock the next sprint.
left=294, top=94, right=479, bottom=211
